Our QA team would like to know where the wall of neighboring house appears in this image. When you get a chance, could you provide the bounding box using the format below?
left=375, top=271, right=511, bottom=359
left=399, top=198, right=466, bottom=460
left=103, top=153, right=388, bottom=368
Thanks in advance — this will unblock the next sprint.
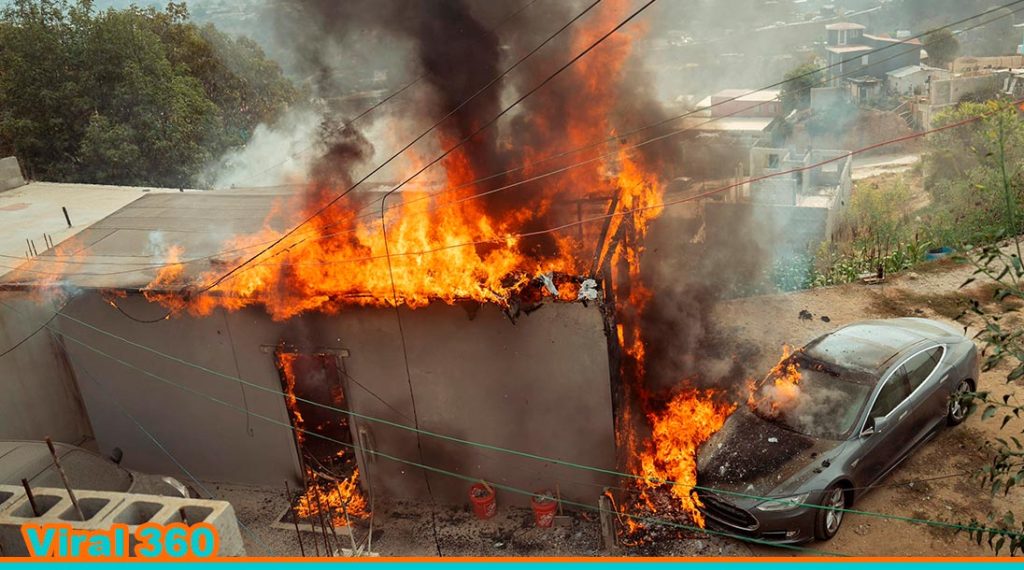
left=56, top=292, right=617, bottom=505
left=916, top=73, right=1007, bottom=128
left=0, top=293, right=93, bottom=444
left=952, top=55, right=1024, bottom=74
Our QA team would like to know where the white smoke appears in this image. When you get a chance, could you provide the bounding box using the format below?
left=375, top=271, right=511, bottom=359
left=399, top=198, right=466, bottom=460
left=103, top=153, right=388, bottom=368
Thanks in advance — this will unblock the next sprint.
left=201, top=107, right=325, bottom=190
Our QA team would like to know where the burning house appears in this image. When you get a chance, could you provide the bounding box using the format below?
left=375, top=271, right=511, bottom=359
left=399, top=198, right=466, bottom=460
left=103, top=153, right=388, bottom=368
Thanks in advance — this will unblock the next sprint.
left=0, top=0, right=752, bottom=542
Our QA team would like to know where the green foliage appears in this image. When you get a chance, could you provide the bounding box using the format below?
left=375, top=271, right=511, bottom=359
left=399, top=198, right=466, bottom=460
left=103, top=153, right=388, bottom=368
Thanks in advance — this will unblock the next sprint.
left=949, top=106, right=1024, bottom=556
left=780, top=61, right=820, bottom=113
left=0, top=0, right=297, bottom=187
left=923, top=28, right=959, bottom=68
left=926, top=100, right=1024, bottom=246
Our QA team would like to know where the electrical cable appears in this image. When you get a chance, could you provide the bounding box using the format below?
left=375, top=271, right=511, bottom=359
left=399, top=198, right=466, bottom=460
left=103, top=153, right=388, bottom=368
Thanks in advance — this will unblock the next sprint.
left=0, top=307, right=58, bottom=359
left=208, top=0, right=1024, bottom=204
left=71, top=360, right=273, bottom=556
left=220, top=0, right=543, bottom=191
left=35, top=304, right=1024, bottom=540
left=193, top=0, right=608, bottom=297
left=5, top=0, right=1019, bottom=283
left=195, top=94, right=1023, bottom=284
left=174, top=2, right=1024, bottom=291
left=34, top=316, right=841, bottom=555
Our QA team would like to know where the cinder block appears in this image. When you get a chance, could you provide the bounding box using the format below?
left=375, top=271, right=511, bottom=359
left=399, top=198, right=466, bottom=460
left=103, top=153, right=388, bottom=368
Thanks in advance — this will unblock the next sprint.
left=0, top=485, right=25, bottom=516
left=0, top=487, right=244, bottom=557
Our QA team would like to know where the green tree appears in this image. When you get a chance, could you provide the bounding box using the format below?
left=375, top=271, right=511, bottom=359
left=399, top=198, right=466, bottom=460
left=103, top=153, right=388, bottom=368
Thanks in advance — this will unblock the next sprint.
left=0, top=0, right=298, bottom=187
left=924, top=28, right=960, bottom=69
left=780, top=61, right=820, bottom=113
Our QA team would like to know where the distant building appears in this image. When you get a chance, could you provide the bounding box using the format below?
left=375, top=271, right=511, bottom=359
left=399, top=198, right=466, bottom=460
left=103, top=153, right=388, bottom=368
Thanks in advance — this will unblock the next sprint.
left=682, top=89, right=785, bottom=180
left=824, top=22, right=922, bottom=85
left=704, top=143, right=853, bottom=256
left=695, top=89, right=784, bottom=119
left=885, top=65, right=951, bottom=97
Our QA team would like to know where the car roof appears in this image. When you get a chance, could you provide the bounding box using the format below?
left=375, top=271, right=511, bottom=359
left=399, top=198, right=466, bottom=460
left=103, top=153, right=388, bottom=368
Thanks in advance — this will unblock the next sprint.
left=804, top=318, right=959, bottom=375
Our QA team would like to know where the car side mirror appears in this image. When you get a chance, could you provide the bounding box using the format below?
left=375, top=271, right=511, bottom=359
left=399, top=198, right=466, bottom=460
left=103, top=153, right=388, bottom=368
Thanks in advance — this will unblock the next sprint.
left=860, top=417, right=875, bottom=437
left=109, top=447, right=124, bottom=464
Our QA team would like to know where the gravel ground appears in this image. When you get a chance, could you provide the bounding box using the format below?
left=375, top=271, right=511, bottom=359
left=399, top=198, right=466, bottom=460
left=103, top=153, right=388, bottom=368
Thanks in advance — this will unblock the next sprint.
left=206, top=481, right=751, bottom=557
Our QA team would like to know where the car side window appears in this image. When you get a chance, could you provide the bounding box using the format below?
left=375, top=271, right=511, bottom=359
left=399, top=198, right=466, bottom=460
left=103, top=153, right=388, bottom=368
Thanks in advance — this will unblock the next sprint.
left=903, top=346, right=943, bottom=391
left=870, top=368, right=912, bottom=418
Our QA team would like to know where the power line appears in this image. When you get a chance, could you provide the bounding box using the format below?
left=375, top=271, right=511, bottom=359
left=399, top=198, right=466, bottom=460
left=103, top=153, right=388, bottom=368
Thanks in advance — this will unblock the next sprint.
left=219, top=0, right=544, bottom=191
left=5, top=0, right=1018, bottom=282
left=72, top=360, right=273, bottom=556
left=193, top=0, right=607, bottom=296
left=36, top=305, right=1024, bottom=541
left=32, top=315, right=838, bottom=555
left=0, top=307, right=58, bottom=359
left=214, top=0, right=1024, bottom=202
left=163, top=0, right=1024, bottom=290
left=200, top=95, right=1019, bottom=284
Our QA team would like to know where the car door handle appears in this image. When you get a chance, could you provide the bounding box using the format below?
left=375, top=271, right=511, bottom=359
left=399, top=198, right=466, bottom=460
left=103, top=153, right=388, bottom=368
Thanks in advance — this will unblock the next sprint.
left=898, top=411, right=909, bottom=421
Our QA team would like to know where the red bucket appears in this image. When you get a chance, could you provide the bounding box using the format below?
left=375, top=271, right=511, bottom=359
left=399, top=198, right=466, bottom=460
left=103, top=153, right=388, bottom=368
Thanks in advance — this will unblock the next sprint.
left=469, top=483, right=496, bottom=519
left=530, top=491, right=558, bottom=528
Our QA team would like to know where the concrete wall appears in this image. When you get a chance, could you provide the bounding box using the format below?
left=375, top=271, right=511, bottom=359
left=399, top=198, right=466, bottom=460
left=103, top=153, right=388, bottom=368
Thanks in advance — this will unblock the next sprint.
left=0, top=293, right=92, bottom=443
left=57, top=293, right=617, bottom=506
left=929, top=73, right=1006, bottom=106
left=705, top=201, right=830, bottom=257
left=952, top=55, right=1024, bottom=74
left=0, top=157, right=25, bottom=192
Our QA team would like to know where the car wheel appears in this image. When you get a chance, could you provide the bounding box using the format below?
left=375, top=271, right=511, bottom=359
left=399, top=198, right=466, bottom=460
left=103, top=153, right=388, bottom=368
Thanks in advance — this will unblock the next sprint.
left=947, top=379, right=973, bottom=426
left=814, top=485, right=847, bottom=541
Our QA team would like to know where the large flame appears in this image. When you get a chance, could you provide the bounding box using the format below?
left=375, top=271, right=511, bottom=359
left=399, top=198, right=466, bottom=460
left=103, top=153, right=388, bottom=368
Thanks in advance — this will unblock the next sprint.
left=295, top=469, right=369, bottom=527
left=635, top=390, right=735, bottom=528
left=129, top=0, right=740, bottom=541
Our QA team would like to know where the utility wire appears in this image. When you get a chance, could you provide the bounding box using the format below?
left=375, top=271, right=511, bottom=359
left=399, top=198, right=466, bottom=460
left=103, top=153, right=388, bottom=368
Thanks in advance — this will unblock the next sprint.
left=190, top=94, right=1024, bottom=283
left=31, top=315, right=839, bottom=556
left=72, top=360, right=273, bottom=556
left=149, top=0, right=1024, bottom=290
left=193, top=0, right=606, bottom=296
left=35, top=304, right=1024, bottom=539
left=219, top=0, right=543, bottom=191
left=0, top=307, right=58, bottom=359
left=6, top=0, right=1019, bottom=281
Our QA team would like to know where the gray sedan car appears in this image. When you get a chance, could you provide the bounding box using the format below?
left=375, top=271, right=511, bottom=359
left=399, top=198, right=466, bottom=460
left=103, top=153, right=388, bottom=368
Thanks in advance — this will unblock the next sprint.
left=695, top=318, right=979, bottom=544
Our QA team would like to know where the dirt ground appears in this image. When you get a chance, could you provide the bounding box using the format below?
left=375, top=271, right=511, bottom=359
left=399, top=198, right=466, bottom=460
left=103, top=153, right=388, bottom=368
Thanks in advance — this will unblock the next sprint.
left=210, top=252, right=1021, bottom=558
left=712, top=255, right=1024, bottom=557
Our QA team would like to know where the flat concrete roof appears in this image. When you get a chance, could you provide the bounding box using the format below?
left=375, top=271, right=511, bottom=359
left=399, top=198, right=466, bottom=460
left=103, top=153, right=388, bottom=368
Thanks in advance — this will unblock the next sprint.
left=864, top=33, right=922, bottom=46
left=679, top=116, right=775, bottom=133
left=826, top=22, right=866, bottom=31
left=0, top=186, right=297, bottom=290
left=0, top=182, right=205, bottom=280
left=826, top=44, right=872, bottom=54
left=711, top=89, right=781, bottom=102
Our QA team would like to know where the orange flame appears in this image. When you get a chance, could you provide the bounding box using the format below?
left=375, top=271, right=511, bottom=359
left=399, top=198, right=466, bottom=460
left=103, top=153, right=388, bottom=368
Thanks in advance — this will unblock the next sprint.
left=747, top=346, right=802, bottom=416
left=635, top=389, right=735, bottom=528
left=295, top=469, right=369, bottom=527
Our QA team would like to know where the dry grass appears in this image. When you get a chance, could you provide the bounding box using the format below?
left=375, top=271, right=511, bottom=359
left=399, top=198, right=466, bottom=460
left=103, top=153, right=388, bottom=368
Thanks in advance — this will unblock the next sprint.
left=870, top=281, right=1023, bottom=321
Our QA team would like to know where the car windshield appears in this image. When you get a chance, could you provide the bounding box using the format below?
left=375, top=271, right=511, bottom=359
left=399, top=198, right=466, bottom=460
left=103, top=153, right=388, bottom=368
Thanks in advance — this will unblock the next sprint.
left=750, top=354, right=873, bottom=440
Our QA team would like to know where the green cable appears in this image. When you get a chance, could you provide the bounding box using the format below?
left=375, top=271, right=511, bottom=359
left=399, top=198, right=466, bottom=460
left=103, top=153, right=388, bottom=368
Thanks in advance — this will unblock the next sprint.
left=47, top=322, right=840, bottom=556
left=50, top=308, right=1024, bottom=538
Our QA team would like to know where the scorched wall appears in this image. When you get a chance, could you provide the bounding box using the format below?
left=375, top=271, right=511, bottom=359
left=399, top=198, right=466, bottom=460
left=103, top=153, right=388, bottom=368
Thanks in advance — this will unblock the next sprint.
left=57, top=291, right=618, bottom=506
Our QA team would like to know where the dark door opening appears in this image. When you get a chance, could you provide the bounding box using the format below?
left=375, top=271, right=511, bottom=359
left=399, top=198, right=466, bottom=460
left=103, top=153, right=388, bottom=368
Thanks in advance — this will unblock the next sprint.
left=274, top=347, right=356, bottom=476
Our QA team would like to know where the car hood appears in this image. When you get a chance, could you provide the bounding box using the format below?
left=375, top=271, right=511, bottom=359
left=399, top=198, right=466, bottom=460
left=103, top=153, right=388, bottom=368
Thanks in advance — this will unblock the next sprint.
left=697, top=407, right=843, bottom=498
